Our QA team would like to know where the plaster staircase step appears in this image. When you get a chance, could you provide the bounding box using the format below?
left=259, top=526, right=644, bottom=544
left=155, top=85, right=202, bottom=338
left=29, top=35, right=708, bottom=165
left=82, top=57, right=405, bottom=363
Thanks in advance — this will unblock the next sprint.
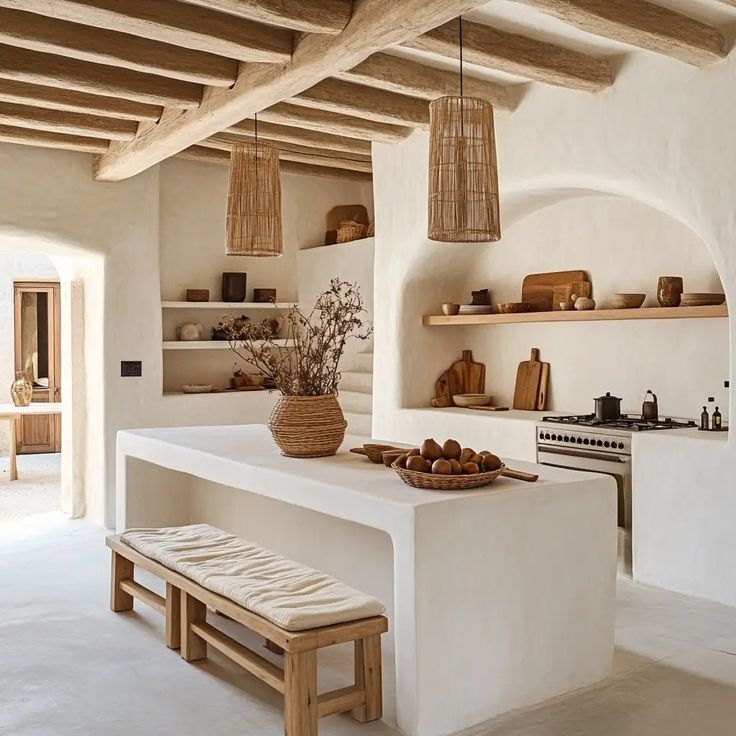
left=345, top=411, right=372, bottom=437
left=339, top=390, right=373, bottom=414
left=340, top=370, right=373, bottom=394
left=355, top=352, right=374, bottom=373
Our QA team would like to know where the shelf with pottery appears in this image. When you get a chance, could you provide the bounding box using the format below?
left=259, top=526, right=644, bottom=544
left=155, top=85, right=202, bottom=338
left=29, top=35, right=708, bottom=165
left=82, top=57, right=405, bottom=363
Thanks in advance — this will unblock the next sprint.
left=163, top=339, right=295, bottom=350
left=423, top=304, right=728, bottom=326
left=161, top=301, right=295, bottom=310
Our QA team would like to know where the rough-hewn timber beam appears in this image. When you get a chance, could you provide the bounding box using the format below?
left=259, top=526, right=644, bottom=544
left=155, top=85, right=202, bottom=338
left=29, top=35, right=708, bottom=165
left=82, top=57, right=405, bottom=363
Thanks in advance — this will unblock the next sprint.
left=0, top=79, right=162, bottom=121
left=0, top=101, right=137, bottom=140
left=259, top=103, right=410, bottom=143
left=338, top=52, right=518, bottom=111
left=404, top=18, right=613, bottom=92
left=517, top=0, right=726, bottom=66
left=177, top=145, right=373, bottom=182
left=181, top=0, right=353, bottom=35
left=290, top=78, right=430, bottom=128
left=0, top=123, right=108, bottom=152
left=200, top=134, right=372, bottom=172
left=0, top=46, right=203, bottom=108
left=0, top=8, right=238, bottom=86
left=0, top=0, right=293, bottom=63
left=226, top=119, right=372, bottom=156
left=94, top=0, right=493, bottom=181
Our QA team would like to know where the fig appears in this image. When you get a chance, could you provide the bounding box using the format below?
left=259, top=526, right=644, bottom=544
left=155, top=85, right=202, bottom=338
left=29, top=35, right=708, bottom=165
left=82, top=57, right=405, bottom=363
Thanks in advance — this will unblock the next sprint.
left=442, top=439, right=462, bottom=461
left=431, top=458, right=453, bottom=475
left=420, top=438, right=444, bottom=461
left=459, top=447, right=475, bottom=464
left=407, top=455, right=430, bottom=472
left=470, top=453, right=484, bottom=465
left=478, top=450, right=491, bottom=457
left=396, top=453, right=409, bottom=469
left=407, top=448, right=420, bottom=456
left=449, top=459, right=463, bottom=475
left=481, top=453, right=503, bottom=472
left=462, top=461, right=480, bottom=475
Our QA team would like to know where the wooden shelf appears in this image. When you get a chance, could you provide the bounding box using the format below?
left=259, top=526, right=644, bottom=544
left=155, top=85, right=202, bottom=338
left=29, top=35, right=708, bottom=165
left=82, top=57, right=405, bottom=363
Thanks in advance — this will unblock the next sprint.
left=162, top=301, right=294, bottom=310
left=423, top=304, right=728, bottom=326
left=163, top=339, right=295, bottom=350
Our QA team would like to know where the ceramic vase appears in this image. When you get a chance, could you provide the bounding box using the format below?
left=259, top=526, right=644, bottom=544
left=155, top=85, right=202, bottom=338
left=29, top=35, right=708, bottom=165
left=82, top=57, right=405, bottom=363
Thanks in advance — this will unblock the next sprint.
left=10, top=372, right=33, bottom=407
left=268, top=394, right=347, bottom=458
left=657, top=276, right=683, bottom=307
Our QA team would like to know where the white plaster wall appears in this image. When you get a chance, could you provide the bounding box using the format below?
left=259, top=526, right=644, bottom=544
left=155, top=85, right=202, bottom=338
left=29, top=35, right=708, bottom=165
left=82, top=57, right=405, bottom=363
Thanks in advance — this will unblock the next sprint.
left=0, top=251, right=58, bottom=452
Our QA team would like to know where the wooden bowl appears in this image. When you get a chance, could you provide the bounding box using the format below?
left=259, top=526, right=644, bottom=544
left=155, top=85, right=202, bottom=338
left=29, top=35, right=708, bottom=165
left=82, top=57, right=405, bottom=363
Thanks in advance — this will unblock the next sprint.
left=381, top=449, right=405, bottom=467
left=498, top=302, right=533, bottom=314
left=392, top=461, right=506, bottom=491
left=559, top=302, right=575, bottom=311
left=442, top=303, right=460, bottom=316
left=610, top=293, right=646, bottom=309
left=350, top=443, right=403, bottom=463
left=679, top=293, right=725, bottom=307
left=453, top=393, right=491, bottom=407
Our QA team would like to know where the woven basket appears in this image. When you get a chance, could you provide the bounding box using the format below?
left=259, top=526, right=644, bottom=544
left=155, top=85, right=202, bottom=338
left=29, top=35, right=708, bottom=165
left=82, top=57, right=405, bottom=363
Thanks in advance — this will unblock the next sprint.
left=337, top=220, right=368, bottom=243
left=391, top=461, right=506, bottom=491
left=269, top=394, right=348, bottom=458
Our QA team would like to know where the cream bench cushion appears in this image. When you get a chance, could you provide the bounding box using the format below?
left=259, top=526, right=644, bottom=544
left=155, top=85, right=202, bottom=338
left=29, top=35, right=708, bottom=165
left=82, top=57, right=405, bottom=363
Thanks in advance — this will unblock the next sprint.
left=121, top=524, right=385, bottom=632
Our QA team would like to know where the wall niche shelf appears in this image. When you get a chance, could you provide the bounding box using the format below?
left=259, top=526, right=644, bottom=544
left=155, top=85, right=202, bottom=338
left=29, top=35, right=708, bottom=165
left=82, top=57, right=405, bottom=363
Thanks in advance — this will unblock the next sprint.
left=162, top=301, right=295, bottom=310
left=163, top=339, right=295, bottom=351
left=423, top=304, right=728, bottom=326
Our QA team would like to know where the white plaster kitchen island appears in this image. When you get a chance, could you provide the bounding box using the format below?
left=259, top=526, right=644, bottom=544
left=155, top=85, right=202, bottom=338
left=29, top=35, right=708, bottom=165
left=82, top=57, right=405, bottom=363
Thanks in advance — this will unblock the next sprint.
left=116, top=424, right=617, bottom=736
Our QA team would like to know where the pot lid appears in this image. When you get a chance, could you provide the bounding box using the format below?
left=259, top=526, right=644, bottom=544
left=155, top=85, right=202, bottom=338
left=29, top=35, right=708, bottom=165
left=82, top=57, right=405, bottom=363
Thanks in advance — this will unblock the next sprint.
left=594, top=392, right=622, bottom=402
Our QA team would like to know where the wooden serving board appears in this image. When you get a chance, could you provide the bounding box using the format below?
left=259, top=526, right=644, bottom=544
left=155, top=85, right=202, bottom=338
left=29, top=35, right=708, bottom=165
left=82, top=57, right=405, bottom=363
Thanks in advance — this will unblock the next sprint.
left=513, top=348, right=544, bottom=410
left=467, top=405, right=510, bottom=412
left=537, top=360, right=550, bottom=410
left=431, top=350, right=486, bottom=407
left=522, top=270, right=587, bottom=312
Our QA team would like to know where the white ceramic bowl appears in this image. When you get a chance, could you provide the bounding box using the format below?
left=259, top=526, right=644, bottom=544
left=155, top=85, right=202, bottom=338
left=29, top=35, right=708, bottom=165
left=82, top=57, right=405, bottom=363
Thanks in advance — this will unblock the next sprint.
left=453, top=393, right=492, bottom=407
left=182, top=384, right=213, bottom=394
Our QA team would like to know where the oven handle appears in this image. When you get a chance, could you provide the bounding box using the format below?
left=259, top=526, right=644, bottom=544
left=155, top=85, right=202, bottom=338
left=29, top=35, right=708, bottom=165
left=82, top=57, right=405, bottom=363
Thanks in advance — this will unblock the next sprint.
left=539, top=445, right=629, bottom=463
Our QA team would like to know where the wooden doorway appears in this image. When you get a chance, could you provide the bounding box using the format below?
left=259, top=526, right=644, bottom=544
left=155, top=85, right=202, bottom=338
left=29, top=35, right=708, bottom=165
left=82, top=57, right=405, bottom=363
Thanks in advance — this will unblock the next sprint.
left=13, top=281, right=61, bottom=454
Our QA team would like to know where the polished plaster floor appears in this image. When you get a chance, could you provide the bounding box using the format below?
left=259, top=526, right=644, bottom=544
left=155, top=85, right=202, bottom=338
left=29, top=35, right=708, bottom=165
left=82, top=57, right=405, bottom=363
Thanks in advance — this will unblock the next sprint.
left=0, top=452, right=60, bottom=522
left=2, top=513, right=736, bottom=736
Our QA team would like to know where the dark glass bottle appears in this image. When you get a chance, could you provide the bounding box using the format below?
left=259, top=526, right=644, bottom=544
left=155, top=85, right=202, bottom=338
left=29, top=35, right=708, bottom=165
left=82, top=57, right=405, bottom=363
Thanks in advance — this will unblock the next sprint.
left=700, top=406, right=709, bottom=431
left=713, top=407, right=722, bottom=431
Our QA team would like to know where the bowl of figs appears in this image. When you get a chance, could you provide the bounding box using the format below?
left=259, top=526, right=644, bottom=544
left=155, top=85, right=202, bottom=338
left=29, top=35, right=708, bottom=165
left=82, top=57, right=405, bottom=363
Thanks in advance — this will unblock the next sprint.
left=391, top=438, right=506, bottom=491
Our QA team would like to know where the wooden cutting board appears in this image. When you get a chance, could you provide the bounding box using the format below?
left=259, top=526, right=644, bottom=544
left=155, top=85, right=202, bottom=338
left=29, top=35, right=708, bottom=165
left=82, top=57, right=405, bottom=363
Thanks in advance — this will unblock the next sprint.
left=522, top=270, right=587, bottom=312
left=513, top=348, right=544, bottom=410
left=537, top=360, right=550, bottom=410
left=431, top=350, right=486, bottom=407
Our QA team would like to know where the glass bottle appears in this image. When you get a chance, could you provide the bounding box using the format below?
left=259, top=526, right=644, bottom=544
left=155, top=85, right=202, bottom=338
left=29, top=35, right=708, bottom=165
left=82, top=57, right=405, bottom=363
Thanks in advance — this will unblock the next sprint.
left=713, top=407, right=722, bottom=431
left=700, top=406, right=709, bottom=431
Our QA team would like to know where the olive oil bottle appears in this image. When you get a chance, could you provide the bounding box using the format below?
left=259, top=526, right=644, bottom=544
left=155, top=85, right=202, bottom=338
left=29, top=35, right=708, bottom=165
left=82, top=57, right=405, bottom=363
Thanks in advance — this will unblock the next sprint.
left=713, top=407, right=722, bottom=431
left=700, top=406, right=709, bottom=431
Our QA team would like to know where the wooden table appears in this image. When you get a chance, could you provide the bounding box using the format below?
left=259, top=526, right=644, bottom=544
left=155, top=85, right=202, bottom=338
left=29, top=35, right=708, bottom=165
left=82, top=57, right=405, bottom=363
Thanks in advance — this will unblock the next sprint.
left=0, top=402, right=62, bottom=480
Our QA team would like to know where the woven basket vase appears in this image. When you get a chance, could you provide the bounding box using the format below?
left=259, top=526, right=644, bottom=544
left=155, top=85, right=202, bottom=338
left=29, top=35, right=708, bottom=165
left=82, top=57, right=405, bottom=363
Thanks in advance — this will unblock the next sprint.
left=268, top=394, right=348, bottom=458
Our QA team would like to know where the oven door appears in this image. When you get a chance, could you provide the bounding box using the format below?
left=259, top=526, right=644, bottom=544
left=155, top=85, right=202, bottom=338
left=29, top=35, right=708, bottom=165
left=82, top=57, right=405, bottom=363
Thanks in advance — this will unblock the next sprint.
left=537, top=445, right=632, bottom=530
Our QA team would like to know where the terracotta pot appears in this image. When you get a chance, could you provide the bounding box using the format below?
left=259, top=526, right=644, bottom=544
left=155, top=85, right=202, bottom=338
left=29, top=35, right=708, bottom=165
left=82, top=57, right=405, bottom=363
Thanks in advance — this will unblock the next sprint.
left=10, top=372, right=33, bottom=407
left=268, top=394, right=347, bottom=458
left=657, top=276, right=683, bottom=307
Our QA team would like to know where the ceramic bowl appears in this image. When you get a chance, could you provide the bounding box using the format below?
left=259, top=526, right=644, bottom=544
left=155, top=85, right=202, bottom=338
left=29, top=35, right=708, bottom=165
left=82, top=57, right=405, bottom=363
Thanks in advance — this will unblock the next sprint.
left=182, top=384, right=213, bottom=394
left=458, top=305, right=493, bottom=315
left=442, top=303, right=460, bottom=316
left=679, top=293, right=726, bottom=307
left=453, top=393, right=492, bottom=407
left=610, top=293, right=646, bottom=309
left=559, top=302, right=575, bottom=311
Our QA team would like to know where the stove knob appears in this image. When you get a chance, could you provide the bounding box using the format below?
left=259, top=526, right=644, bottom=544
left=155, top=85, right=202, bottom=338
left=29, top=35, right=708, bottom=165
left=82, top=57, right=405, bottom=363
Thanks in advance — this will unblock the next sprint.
left=583, top=438, right=590, bottom=445
left=576, top=437, right=583, bottom=444
left=596, top=440, right=603, bottom=447
left=551, top=434, right=557, bottom=441
left=618, top=442, right=625, bottom=450
left=544, top=433, right=551, bottom=440
left=603, top=441, right=610, bottom=448
left=563, top=435, right=570, bottom=442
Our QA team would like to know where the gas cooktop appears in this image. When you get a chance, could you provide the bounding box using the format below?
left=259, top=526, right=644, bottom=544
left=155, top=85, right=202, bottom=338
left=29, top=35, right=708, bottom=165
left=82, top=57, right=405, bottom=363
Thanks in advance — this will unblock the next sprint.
left=541, top=414, right=696, bottom=431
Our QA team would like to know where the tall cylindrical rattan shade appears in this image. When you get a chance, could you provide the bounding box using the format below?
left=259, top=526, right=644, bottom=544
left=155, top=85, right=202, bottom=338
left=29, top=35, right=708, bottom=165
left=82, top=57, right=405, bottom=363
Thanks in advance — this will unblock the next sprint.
left=226, top=141, right=283, bottom=256
left=428, top=96, right=500, bottom=243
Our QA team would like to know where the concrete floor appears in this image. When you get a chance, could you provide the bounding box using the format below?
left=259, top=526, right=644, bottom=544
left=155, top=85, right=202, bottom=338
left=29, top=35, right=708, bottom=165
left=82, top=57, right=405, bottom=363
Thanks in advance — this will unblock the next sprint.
left=2, top=515, right=735, bottom=736
left=0, top=452, right=60, bottom=521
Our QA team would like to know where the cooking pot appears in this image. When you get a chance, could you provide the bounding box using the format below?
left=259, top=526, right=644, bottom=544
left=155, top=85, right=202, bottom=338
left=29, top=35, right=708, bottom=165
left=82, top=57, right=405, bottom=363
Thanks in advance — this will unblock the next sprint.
left=594, top=392, right=622, bottom=421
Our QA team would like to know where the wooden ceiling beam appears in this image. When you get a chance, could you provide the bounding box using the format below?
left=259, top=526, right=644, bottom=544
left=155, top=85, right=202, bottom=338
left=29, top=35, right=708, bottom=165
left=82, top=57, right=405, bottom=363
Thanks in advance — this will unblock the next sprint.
left=200, top=134, right=372, bottom=172
left=517, top=0, right=726, bottom=67
left=290, top=78, right=430, bottom=128
left=0, top=123, right=109, bottom=152
left=177, top=145, right=373, bottom=181
left=0, top=0, right=293, bottom=63
left=404, top=18, right=613, bottom=92
left=0, top=101, right=137, bottom=140
left=0, top=79, right=162, bottom=121
left=180, top=0, right=353, bottom=35
left=226, top=119, right=372, bottom=156
left=0, top=8, right=238, bottom=87
left=93, top=0, right=494, bottom=180
left=258, top=103, right=411, bottom=143
left=0, top=46, right=203, bottom=108
left=338, top=52, right=517, bottom=111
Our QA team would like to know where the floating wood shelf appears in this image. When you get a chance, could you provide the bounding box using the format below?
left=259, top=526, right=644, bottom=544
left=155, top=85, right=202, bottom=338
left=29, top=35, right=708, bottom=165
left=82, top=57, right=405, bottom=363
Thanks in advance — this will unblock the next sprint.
left=163, top=339, right=295, bottom=350
left=422, top=304, right=728, bottom=326
left=161, top=301, right=295, bottom=310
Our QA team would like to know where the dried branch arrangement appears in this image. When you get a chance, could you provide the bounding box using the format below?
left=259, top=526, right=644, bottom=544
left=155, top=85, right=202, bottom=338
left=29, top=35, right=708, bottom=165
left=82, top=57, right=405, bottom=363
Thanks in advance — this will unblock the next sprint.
left=221, top=279, right=372, bottom=396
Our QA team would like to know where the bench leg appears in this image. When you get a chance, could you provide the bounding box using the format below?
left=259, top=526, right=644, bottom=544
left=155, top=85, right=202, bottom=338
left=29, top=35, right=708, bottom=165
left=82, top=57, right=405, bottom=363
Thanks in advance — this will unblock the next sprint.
left=353, top=635, right=383, bottom=722
left=165, top=583, right=181, bottom=650
left=180, top=591, right=207, bottom=662
left=110, top=551, right=134, bottom=612
left=284, top=650, right=317, bottom=736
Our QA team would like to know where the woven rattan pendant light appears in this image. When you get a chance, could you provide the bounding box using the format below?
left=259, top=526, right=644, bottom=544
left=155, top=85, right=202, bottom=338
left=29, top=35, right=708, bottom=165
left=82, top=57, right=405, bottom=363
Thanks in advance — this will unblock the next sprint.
left=225, top=115, right=283, bottom=256
left=428, top=17, right=500, bottom=243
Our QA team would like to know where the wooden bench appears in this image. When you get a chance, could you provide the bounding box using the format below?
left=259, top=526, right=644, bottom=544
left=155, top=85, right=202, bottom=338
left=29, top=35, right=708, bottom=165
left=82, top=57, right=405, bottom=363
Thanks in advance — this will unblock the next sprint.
left=106, top=533, right=388, bottom=735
